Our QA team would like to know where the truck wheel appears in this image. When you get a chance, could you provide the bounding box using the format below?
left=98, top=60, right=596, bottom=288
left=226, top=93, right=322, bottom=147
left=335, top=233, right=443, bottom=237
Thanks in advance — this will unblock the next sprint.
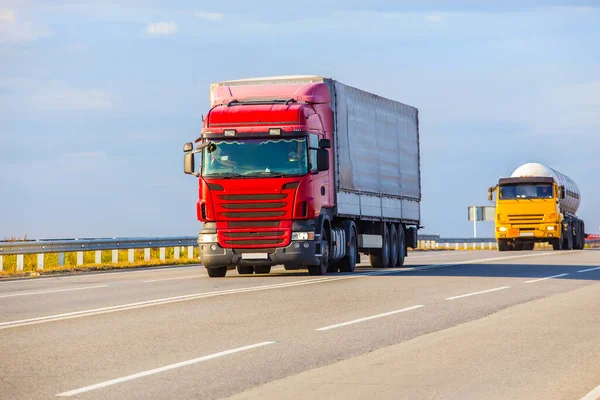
left=237, top=265, right=254, bottom=275
left=514, top=243, right=524, bottom=251
left=254, top=266, right=271, bottom=274
left=337, top=226, right=357, bottom=273
left=498, top=240, right=508, bottom=252
left=309, top=229, right=329, bottom=276
left=206, top=266, right=227, bottom=278
left=563, top=227, right=573, bottom=250
left=369, top=224, right=390, bottom=268
left=523, top=243, right=535, bottom=251
left=552, top=238, right=562, bottom=251
left=397, top=225, right=406, bottom=267
left=389, top=224, right=399, bottom=268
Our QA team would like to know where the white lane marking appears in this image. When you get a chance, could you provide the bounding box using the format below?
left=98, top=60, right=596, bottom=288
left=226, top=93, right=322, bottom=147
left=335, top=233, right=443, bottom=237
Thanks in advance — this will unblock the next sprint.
left=56, top=341, right=275, bottom=397
left=142, top=275, right=203, bottom=283
left=316, top=305, right=425, bottom=331
left=446, top=286, right=511, bottom=301
left=0, top=276, right=347, bottom=330
left=580, top=382, right=600, bottom=400
left=524, top=273, right=569, bottom=284
left=0, top=285, right=108, bottom=299
left=0, top=251, right=556, bottom=330
left=578, top=267, right=600, bottom=273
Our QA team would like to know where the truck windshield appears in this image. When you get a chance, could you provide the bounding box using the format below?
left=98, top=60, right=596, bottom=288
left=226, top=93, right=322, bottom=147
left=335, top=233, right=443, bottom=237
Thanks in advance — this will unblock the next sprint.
left=499, top=184, right=554, bottom=200
left=201, top=138, right=308, bottom=178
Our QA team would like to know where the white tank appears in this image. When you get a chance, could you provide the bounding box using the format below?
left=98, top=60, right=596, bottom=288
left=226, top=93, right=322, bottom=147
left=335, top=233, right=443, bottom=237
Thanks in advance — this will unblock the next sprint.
left=510, top=162, right=580, bottom=215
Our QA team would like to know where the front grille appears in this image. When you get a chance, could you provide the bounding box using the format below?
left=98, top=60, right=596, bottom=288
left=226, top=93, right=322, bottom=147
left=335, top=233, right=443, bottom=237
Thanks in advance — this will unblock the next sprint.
left=508, top=214, right=544, bottom=224
left=225, top=239, right=283, bottom=245
left=217, top=193, right=291, bottom=248
left=222, top=202, right=286, bottom=209
left=223, top=211, right=286, bottom=218
left=224, top=231, right=285, bottom=238
left=228, top=221, right=280, bottom=227
left=219, top=194, right=287, bottom=201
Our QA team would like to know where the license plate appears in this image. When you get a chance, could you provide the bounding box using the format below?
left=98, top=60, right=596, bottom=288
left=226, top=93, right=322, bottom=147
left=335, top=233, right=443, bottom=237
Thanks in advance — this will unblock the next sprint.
left=520, top=232, right=534, bottom=237
left=241, top=253, right=268, bottom=260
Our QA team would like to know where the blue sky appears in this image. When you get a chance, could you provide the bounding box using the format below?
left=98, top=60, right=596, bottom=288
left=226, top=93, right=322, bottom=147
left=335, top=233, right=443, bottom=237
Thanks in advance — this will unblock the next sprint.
left=1, top=0, right=599, bottom=239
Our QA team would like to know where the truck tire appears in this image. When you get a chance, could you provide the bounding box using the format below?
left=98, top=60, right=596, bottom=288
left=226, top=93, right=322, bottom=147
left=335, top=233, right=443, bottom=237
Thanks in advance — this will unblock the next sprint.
left=389, top=224, right=399, bottom=268
left=254, top=266, right=271, bottom=274
left=523, top=242, right=535, bottom=251
left=337, top=225, right=357, bottom=273
left=207, top=266, right=227, bottom=278
left=369, top=223, right=390, bottom=268
left=552, top=238, right=562, bottom=251
left=237, top=265, right=254, bottom=275
left=308, top=229, right=329, bottom=276
left=563, top=226, right=573, bottom=250
left=396, top=225, right=406, bottom=267
left=498, top=240, right=509, bottom=252
left=513, top=243, right=524, bottom=251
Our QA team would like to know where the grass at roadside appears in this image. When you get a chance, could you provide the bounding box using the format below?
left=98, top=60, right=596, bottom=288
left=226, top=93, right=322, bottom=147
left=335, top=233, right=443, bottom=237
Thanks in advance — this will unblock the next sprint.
left=0, top=247, right=201, bottom=278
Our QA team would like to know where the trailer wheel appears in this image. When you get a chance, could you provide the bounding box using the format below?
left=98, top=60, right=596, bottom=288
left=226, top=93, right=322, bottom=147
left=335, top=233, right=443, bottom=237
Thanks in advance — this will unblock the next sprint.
left=254, top=266, right=271, bottom=274
left=237, top=265, right=254, bottom=275
left=563, top=224, right=573, bottom=250
left=369, top=223, right=390, bottom=268
left=206, top=266, right=227, bottom=278
left=389, top=224, right=399, bottom=268
left=397, top=225, right=406, bottom=267
left=552, top=238, right=562, bottom=251
left=309, top=229, right=329, bottom=276
left=337, top=225, right=357, bottom=273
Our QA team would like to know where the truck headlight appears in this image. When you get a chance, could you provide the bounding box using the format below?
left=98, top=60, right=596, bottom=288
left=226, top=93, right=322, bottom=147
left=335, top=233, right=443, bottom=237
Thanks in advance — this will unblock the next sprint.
left=199, top=234, right=218, bottom=243
left=292, top=232, right=315, bottom=241
left=546, top=226, right=555, bottom=231
left=498, top=227, right=507, bottom=232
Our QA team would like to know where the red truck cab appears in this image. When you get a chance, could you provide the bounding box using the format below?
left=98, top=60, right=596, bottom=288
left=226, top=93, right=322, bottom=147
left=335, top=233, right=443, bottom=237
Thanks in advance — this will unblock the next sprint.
left=184, top=80, right=335, bottom=277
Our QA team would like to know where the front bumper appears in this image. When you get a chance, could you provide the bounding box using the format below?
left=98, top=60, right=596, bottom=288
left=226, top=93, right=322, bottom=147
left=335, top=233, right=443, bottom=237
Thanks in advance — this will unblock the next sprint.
left=495, top=224, right=561, bottom=240
left=198, top=240, right=320, bottom=268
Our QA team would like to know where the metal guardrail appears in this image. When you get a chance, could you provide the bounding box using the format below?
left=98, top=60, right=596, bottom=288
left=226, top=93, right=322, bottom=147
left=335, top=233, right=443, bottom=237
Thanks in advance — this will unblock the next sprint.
left=1, top=235, right=598, bottom=272
left=0, top=237, right=198, bottom=272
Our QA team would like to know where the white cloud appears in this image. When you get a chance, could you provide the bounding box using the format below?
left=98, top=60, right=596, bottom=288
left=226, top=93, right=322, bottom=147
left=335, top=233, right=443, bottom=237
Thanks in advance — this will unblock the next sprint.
left=145, top=21, right=178, bottom=35
left=0, top=79, right=114, bottom=112
left=0, top=8, right=52, bottom=42
left=194, top=11, right=224, bottom=21
left=0, top=8, right=15, bottom=23
left=426, top=14, right=442, bottom=23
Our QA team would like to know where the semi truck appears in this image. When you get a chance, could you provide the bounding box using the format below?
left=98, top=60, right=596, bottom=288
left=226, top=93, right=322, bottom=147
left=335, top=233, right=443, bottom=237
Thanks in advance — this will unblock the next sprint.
left=488, top=163, right=585, bottom=251
left=183, top=76, right=421, bottom=277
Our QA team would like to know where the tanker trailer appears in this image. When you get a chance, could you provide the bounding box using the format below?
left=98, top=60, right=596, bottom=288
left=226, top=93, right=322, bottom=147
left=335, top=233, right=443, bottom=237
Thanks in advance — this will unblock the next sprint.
left=488, top=163, right=585, bottom=251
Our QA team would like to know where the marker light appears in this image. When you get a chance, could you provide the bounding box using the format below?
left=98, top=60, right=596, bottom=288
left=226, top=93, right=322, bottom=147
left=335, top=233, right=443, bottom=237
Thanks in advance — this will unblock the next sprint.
left=224, top=129, right=236, bottom=137
left=269, top=128, right=282, bottom=136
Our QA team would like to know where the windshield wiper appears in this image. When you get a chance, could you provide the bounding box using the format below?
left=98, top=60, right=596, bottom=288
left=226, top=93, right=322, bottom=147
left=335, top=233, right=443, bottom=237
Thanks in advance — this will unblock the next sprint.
left=204, top=172, right=244, bottom=179
left=248, top=171, right=287, bottom=177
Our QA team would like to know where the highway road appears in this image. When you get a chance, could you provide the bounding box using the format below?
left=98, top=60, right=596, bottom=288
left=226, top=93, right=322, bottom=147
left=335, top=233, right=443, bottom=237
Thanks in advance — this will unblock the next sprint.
left=1, top=249, right=599, bottom=400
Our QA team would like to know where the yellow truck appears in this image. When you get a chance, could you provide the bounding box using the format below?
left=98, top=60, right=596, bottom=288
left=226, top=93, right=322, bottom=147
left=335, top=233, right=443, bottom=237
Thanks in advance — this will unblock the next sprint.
left=488, top=163, right=585, bottom=251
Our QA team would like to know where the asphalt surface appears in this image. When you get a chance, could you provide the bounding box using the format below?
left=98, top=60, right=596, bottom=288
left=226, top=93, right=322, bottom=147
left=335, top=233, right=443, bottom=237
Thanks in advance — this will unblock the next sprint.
left=1, top=249, right=599, bottom=400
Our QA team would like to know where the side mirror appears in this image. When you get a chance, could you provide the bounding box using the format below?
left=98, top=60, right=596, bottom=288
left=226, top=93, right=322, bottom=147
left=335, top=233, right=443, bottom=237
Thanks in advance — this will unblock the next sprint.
left=183, top=142, right=198, bottom=176
left=184, top=153, right=196, bottom=175
left=319, top=138, right=331, bottom=149
left=317, top=149, right=329, bottom=172
left=488, top=187, right=494, bottom=201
